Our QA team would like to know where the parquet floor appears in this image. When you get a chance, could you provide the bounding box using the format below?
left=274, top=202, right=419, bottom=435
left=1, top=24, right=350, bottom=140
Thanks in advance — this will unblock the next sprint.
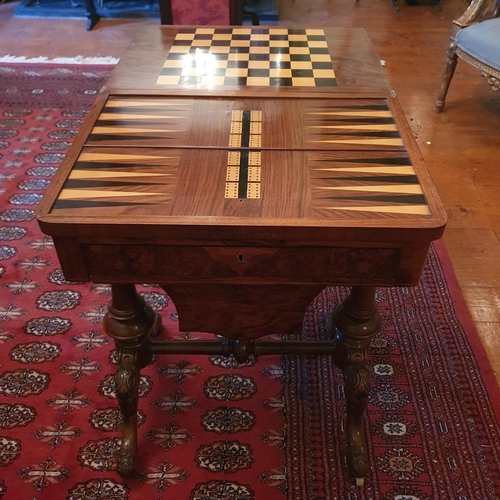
left=1, top=0, right=499, bottom=385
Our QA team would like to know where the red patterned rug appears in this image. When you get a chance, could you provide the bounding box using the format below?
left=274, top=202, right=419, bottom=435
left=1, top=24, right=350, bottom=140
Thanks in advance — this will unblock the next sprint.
left=1, top=64, right=500, bottom=500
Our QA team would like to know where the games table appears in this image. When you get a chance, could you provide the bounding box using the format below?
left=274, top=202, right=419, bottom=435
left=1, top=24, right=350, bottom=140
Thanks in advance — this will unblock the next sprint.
left=36, top=26, right=446, bottom=484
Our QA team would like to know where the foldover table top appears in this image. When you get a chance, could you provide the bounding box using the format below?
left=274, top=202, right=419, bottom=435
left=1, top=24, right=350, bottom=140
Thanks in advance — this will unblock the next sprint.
left=104, top=26, right=391, bottom=92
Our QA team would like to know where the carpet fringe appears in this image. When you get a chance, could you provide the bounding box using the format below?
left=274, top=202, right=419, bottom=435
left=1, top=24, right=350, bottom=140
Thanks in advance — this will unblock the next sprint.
left=0, top=55, right=119, bottom=64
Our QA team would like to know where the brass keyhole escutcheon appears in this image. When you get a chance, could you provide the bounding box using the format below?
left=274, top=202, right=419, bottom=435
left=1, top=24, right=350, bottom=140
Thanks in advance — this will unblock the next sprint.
left=237, top=253, right=245, bottom=263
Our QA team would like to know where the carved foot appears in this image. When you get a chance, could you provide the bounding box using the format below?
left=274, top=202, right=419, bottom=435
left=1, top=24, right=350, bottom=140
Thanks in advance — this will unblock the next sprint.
left=117, top=446, right=136, bottom=478
left=115, top=360, right=139, bottom=478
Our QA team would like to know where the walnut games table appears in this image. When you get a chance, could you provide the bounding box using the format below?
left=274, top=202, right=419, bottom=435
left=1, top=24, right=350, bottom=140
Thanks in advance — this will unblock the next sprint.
left=36, top=26, right=446, bottom=485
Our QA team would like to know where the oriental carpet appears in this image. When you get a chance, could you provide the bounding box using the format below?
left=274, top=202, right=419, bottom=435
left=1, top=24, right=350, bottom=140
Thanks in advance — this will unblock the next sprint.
left=0, top=64, right=499, bottom=500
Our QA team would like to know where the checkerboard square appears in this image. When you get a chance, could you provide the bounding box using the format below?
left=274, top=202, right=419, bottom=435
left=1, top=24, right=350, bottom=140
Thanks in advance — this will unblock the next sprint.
left=307, top=41, right=328, bottom=48
left=312, top=69, right=336, bottom=78
left=211, top=40, right=231, bottom=46
left=178, top=76, right=200, bottom=85
left=291, top=77, right=316, bottom=86
left=200, top=76, right=226, bottom=86
left=228, top=60, right=249, bottom=69
left=270, top=68, right=292, bottom=78
left=311, top=61, right=334, bottom=69
left=270, top=77, right=293, bottom=86
left=289, top=35, right=308, bottom=42
left=290, top=61, right=313, bottom=70
left=270, top=47, right=290, bottom=55
left=229, top=52, right=250, bottom=61
left=246, top=77, right=271, bottom=86
left=310, top=47, right=330, bottom=54
left=270, top=53, right=290, bottom=62
left=290, top=54, right=312, bottom=62
left=232, top=34, right=251, bottom=41
left=230, top=46, right=251, bottom=54
left=305, top=29, right=325, bottom=35
left=292, top=69, right=314, bottom=78
left=270, top=61, right=291, bottom=70
left=191, top=39, right=212, bottom=47
left=250, top=53, right=271, bottom=61
left=270, top=40, right=290, bottom=48
left=248, top=61, right=270, bottom=70
left=224, top=77, right=249, bottom=86
left=269, top=28, right=289, bottom=35
left=161, top=67, right=183, bottom=76
left=175, top=39, right=194, bottom=46
left=232, top=28, right=252, bottom=35
left=225, top=68, right=249, bottom=77
left=314, top=78, right=337, bottom=87
left=310, top=54, right=333, bottom=62
left=248, top=68, right=270, bottom=77
left=213, top=33, right=233, bottom=40
left=169, top=46, right=191, bottom=54
left=162, top=59, right=184, bottom=69
left=175, top=33, right=196, bottom=40
left=250, top=34, right=270, bottom=41
left=196, top=28, right=215, bottom=35
left=289, top=47, right=311, bottom=55
left=156, top=75, right=181, bottom=85
left=249, top=46, right=271, bottom=55
left=208, top=46, right=231, bottom=54
left=250, top=40, right=270, bottom=47
left=214, top=60, right=229, bottom=69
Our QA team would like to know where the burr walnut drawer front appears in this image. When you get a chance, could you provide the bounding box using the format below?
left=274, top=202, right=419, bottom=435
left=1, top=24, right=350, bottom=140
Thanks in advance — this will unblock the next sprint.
left=80, top=244, right=401, bottom=283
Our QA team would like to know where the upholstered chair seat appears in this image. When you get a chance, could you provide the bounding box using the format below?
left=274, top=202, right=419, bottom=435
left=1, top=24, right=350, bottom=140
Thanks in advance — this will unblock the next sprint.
left=456, top=18, right=500, bottom=73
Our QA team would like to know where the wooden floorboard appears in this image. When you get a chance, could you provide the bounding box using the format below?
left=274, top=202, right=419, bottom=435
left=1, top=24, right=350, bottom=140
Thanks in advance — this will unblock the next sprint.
left=1, top=0, right=499, bottom=385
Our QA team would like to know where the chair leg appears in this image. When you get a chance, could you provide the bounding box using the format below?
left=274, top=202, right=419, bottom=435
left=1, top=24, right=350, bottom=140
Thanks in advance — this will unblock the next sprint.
left=436, top=41, right=459, bottom=112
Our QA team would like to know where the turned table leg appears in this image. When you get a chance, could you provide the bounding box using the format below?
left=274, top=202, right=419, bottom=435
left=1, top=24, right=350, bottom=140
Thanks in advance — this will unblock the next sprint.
left=102, top=284, right=161, bottom=478
left=328, top=286, right=381, bottom=485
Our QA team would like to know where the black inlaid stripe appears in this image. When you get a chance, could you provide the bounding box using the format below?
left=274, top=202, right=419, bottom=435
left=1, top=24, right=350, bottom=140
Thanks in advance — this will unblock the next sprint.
left=313, top=118, right=396, bottom=125
left=236, top=111, right=252, bottom=198
left=103, top=106, right=186, bottom=114
left=317, top=157, right=412, bottom=165
left=96, top=120, right=179, bottom=127
left=88, top=134, right=178, bottom=142
left=73, top=162, right=166, bottom=169
left=315, top=104, right=390, bottom=110
left=64, top=180, right=167, bottom=189
left=323, top=194, right=427, bottom=204
left=238, top=152, right=249, bottom=198
left=323, top=175, right=418, bottom=184
left=319, top=131, right=402, bottom=138
left=53, top=200, right=152, bottom=209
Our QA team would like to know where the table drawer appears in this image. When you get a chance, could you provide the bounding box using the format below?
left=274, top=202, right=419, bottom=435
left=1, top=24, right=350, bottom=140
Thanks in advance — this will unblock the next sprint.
left=80, top=244, right=401, bottom=284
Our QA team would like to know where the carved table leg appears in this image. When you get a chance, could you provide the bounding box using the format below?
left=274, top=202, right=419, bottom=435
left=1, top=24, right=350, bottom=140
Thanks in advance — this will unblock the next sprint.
left=327, top=286, right=381, bottom=485
left=102, top=284, right=161, bottom=478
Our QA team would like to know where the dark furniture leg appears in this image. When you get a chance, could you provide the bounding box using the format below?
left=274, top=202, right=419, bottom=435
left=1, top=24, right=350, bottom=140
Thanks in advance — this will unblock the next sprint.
left=84, top=0, right=99, bottom=30
left=103, top=284, right=160, bottom=478
left=327, top=286, right=381, bottom=486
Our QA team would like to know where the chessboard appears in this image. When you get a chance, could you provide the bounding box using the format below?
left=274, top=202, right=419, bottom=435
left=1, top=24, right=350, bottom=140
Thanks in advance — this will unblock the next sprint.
left=156, top=27, right=337, bottom=87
